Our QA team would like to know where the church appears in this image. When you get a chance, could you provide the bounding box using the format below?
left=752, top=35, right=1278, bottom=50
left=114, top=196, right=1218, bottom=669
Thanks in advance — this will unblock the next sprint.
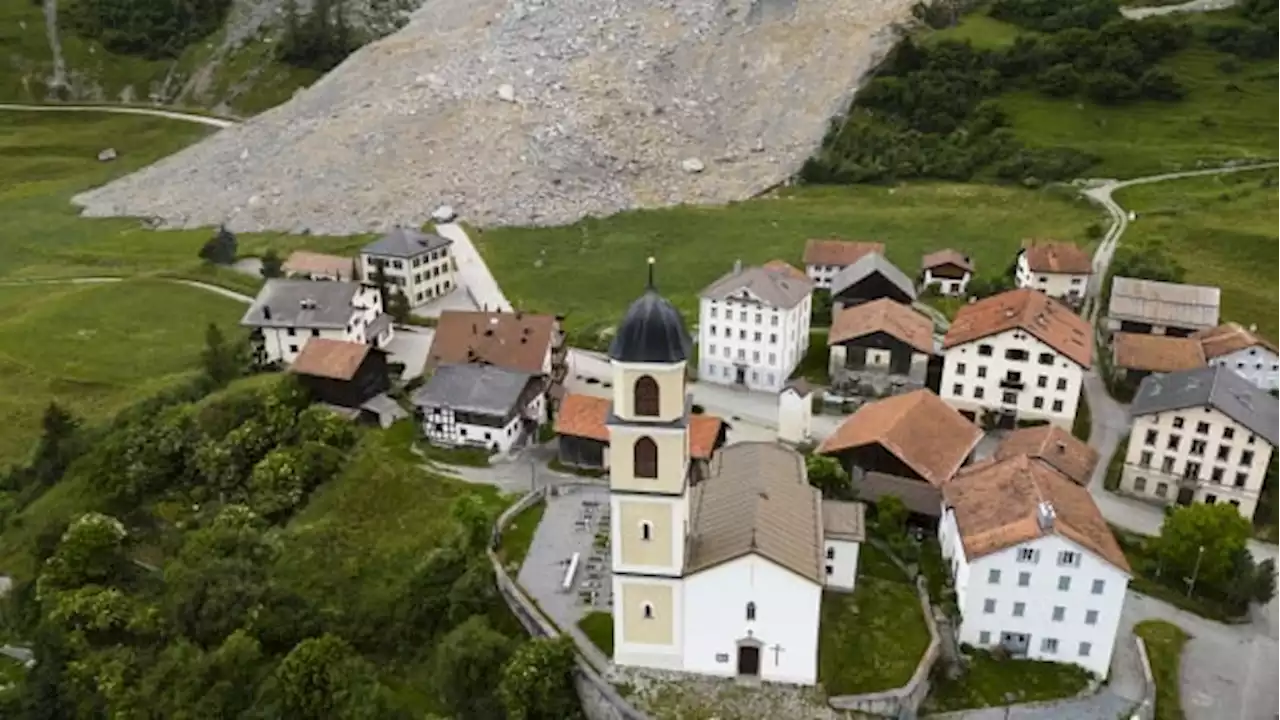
left=606, top=261, right=866, bottom=686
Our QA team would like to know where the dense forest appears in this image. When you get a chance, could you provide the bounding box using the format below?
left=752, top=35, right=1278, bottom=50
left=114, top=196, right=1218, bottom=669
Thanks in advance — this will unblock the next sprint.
left=0, top=328, right=582, bottom=719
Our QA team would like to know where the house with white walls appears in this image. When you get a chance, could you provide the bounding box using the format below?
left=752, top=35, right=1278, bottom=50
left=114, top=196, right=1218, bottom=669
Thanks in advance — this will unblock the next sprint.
left=360, top=227, right=456, bottom=308
left=1120, top=365, right=1278, bottom=519
left=939, top=289, right=1093, bottom=430
left=821, top=501, right=865, bottom=591
left=1193, top=323, right=1279, bottom=392
left=777, top=379, right=815, bottom=445
left=411, top=364, right=546, bottom=454
left=241, top=279, right=390, bottom=365
left=697, top=260, right=813, bottom=393
left=921, top=249, right=974, bottom=296
left=802, top=239, right=885, bottom=291
left=1015, top=242, right=1092, bottom=306
left=940, top=455, right=1131, bottom=678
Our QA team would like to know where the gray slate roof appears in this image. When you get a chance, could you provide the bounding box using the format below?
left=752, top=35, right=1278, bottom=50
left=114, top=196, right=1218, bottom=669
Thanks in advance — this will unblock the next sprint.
left=1109, top=277, right=1220, bottom=330
left=362, top=228, right=452, bottom=258
left=241, top=279, right=362, bottom=329
left=411, top=364, right=535, bottom=416
left=700, top=264, right=813, bottom=309
left=830, top=253, right=917, bottom=301
left=1131, top=365, right=1279, bottom=446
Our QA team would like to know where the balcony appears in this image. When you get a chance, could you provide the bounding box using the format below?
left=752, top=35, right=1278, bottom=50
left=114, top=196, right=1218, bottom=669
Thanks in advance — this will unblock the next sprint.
left=999, top=377, right=1025, bottom=391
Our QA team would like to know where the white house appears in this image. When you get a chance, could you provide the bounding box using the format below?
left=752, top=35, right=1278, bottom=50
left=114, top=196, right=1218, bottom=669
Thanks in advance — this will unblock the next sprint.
left=777, top=379, right=815, bottom=445
left=802, top=238, right=885, bottom=291
left=1015, top=242, right=1092, bottom=306
left=411, top=364, right=545, bottom=454
left=241, top=279, right=391, bottom=365
left=1120, top=365, right=1278, bottom=520
left=697, top=260, right=813, bottom=393
left=360, top=227, right=456, bottom=308
left=1193, top=323, right=1279, bottom=392
left=424, top=310, right=568, bottom=408
left=940, top=455, right=1131, bottom=679
left=940, top=289, right=1093, bottom=430
left=921, top=249, right=974, bottom=296
left=821, top=501, right=865, bottom=592
left=605, top=276, right=864, bottom=686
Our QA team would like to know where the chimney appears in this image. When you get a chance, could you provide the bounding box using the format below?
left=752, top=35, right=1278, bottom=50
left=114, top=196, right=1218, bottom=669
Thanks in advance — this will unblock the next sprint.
left=733, top=259, right=742, bottom=275
left=1055, top=441, right=1066, bottom=454
left=1036, top=501, right=1056, bottom=531
left=263, top=305, right=272, bottom=320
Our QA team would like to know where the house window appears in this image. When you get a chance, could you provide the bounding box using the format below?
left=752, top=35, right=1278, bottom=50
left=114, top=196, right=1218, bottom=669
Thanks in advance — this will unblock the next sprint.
left=746, top=602, right=756, bottom=621
left=977, top=366, right=988, bottom=378
left=1145, top=429, right=1158, bottom=446
left=979, top=631, right=991, bottom=644
left=1217, top=446, right=1230, bottom=461
left=311, top=329, right=320, bottom=337
left=1196, top=421, right=1210, bottom=434
left=771, top=316, right=779, bottom=326
left=953, top=384, right=964, bottom=396
left=957, top=363, right=966, bottom=376
left=1173, top=417, right=1185, bottom=429
left=1038, top=353, right=1054, bottom=365
left=753, top=332, right=762, bottom=342
left=642, top=603, right=654, bottom=620
left=1241, top=450, right=1255, bottom=467
left=634, top=375, right=660, bottom=417
left=1058, top=551, right=1079, bottom=567
left=1167, top=435, right=1181, bottom=451
left=1191, top=440, right=1206, bottom=456
left=978, top=344, right=993, bottom=356
left=641, top=522, right=652, bottom=541
left=1161, top=456, right=1175, bottom=473
left=634, top=437, right=658, bottom=478
left=1156, top=482, right=1168, bottom=497
left=1034, top=397, right=1044, bottom=409
left=710, top=307, right=717, bottom=319
left=1003, top=391, right=1017, bottom=405
left=1017, top=548, right=1037, bottom=563
left=709, top=344, right=717, bottom=356
left=1052, top=399, right=1063, bottom=412
left=1055, top=378, right=1067, bottom=391
left=1058, top=576, right=1071, bottom=591
left=755, top=313, right=762, bottom=324
left=287, top=328, right=296, bottom=337
left=1140, top=451, right=1152, bottom=467
left=1037, top=375, right=1048, bottom=389
left=826, top=547, right=835, bottom=560
left=1018, top=571, right=1031, bottom=586
left=1042, top=638, right=1059, bottom=654
left=1079, top=642, right=1092, bottom=657
left=974, top=387, right=985, bottom=400
left=1223, top=427, right=1235, bottom=440
left=1211, top=467, right=1224, bottom=483
left=1052, top=606, right=1065, bottom=622
left=1005, top=348, right=1029, bottom=361
left=988, top=569, right=1001, bottom=584
left=1085, top=610, right=1099, bottom=625
left=1205, top=494, right=1217, bottom=505
left=983, top=599, right=996, bottom=614
left=1134, top=477, right=1147, bottom=492
left=825, top=565, right=833, bottom=576
left=1235, top=472, right=1248, bottom=488
left=769, top=334, right=777, bottom=344
left=288, top=345, right=299, bottom=354
left=1013, top=602, right=1026, bottom=617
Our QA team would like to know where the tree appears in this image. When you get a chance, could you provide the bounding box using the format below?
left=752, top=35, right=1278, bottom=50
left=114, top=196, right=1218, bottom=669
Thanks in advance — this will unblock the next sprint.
left=247, top=448, right=309, bottom=519
left=874, top=495, right=909, bottom=542
left=270, top=634, right=387, bottom=720
left=386, top=286, right=412, bottom=323
left=1152, top=503, right=1251, bottom=597
left=499, top=636, right=583, bottom=720
left=433, top=616, right=515, bottom=720
left=201, top=323, right=243, bottom=388
left=199, top=225, right=238, bottom=265
left=805, top=454, right=852, bottom=499
left=1138, top=67, right=1184, bottom=101
left=1110, top=240, right=1185, bottom=284
left=25, top=402, right=81, bottom=489
left=37, top=513, right=130, bottom=598
left=451, top=494, right=496, bottom=553
left=260, top=249, right=284, bottom=279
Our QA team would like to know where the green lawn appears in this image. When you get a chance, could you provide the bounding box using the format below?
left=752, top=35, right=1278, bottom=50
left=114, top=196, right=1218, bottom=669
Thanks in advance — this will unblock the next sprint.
left=925, top=14, right=1028, bottom=48
left=577, top=611, right=614, bottom=656
left=1135, top=620, right=1190, bottom=720
left=0, top=279, right=245, bottom=465
left=498, top=500, right=546, bottom=570
left=477, top=183, right=1101, bottom=334
left=857, top=541, right=912, bottom=583
left=923, top=648, right=1092, bottom=712
left=818, top=578, right=930, bottom=695
left=1113, top=169, right=1279, bottom=342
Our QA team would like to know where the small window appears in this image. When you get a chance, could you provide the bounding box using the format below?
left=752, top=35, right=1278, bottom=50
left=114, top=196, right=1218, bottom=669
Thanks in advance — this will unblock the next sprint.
left=983, top=599, right=996, bottom=614
left=1033, top=397, right=1045, bottom=409
left=1012, top=602, right=1025, bottom=617
left=746, top=602, right=756, bottom=621
left=1167, top=435, right=1181, bottom=451
left=1037, top=375, right=1048, bottom=388
left=1235, top=472, right=1248, bottom=488
left=634, top=375, right=661, bottom=417
left=1038, top=353, right=1054, bottom=366
left=1241, top=450, right=1255, bottom=467
left=825, top=565, right=834, bottom=576
left=642, top=603, right=654, bottom=620
left=1078, top=642, right=1092, bottom=657
left=1005, top=348, right=1029, bottom=361
left=974, top=387, right=986, bottom=400
left=1211, top=467, right=1224, bottom=482
left=1156, top=482, right=1169, bottom=497
left=288, top=344, right=299, bottom=353
left=1217, top=446, right=1230, bottom=461
left=1135, top=476, right=1148, bottom=492
left=826, top=547, right=836, bottom=560
left=1018, top=571, right=1031, bottom=587
left=1003, top=391, right=1018, bottom=405
left=953, top=384, right=964, bottom=396
left=641, top=522, right=652, bottom=541
left=1196, top=421, right=1210, bottom=434
left=1052, top=399, right=1064, bottom=412
left=1223, top=427, right=1235, bottom=440
left=1191, top=440, right=1206, bottom=456
left=1017, top=548, right=1037, bottom=563
left=1042, top=638, right=1059, bottom=653
left=1140, top=451, right=1153, bottom=467
left=978, top=344, right=993, bottom=357
left=977, top=366, right=988, bottom=378
left=634, top=437, right=658, bottom=479
left=1057, top=551, right=1078, bottom=567
left=1173, top=417, right=1185, bottom=429
left=988, top=569, right=1001, bottom=585
left=1055, top=378, right=1068, bottom=391
left=979, top=631, right=991, bottom=645
left=1145, top=429, right=1158, bottom=446
left=1205, top=494, right=1217, bottom=505
left=1058, top=575, right=1071, bottom=591
left=956, top=363, right=967, bottom=376
left=287, top=328, right=296, bottom=337
left=1052, top=606, right=1065, bottom=622
left=1085, top=610, right=1099, bottom=625
left=311, top=329, right=320, bottom=337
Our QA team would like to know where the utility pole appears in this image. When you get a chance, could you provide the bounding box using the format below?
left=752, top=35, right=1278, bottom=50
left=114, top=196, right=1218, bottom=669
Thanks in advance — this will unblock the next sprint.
left=1186, top=545, right=1205, bottom=598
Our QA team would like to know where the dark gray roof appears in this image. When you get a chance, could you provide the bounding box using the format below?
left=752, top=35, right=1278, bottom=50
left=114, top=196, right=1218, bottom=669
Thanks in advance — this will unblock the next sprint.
left=700, top=264, right=813, bottom=309
left=1131, top=366, right=1279, bottom=446
left=609, top=289, right=691, bottom=364
left=362, top=228, right=452, bottom=258
left=241, top=279, right=363, bottom=329
left=411, top=364, right=535, bottom=416
left=830, top=253, right=917, bottom=301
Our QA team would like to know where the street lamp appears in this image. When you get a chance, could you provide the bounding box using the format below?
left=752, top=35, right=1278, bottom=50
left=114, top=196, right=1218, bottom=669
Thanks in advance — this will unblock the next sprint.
left=1186, top=544, right=1205, bottom=598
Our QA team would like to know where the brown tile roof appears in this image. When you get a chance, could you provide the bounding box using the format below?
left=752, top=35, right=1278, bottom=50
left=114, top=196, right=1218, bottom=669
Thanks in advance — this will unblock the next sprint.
left=763, top=259, right=809, bottom=281
left=828, top=298, right=935, bottom=354
left=428, top=310, right=556, bottom=375
left=817, top=390, right=982, bottom=486
left=994, top=425, right=1099, bottom=486
left=282, top=250, right=355, bottom=279
left=803, top=239, right=886, bottom=267
left=1112, top=333, right=1206, bottom=373
left=921, top=249, right=973, bottom=273
left=688, top=442, right=823, bottom=583
left=290, top=338, right=371, bottom=381
left=944, top=288, right=1093, bottom=367
left=1193, top=322, right=1279, bottom=359
left=1020, top=241, right=1092, bottom=275
left=552, top=394, right=723, bottom=460
left=554, top=393, right=610, bottom=442
left=944, top=455, right=1129, bottom=572
left=822, top=500, right=867, bottom=542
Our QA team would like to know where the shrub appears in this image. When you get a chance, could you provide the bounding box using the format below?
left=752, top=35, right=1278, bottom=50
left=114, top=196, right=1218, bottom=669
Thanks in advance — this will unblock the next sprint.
left=1084, top=71, right=1140, bottom=105
left=1139, top=67, right=1185, bottom=101
left=67, top=0, right=234, bottom=58
left=279, top=0, right=363, bottom=72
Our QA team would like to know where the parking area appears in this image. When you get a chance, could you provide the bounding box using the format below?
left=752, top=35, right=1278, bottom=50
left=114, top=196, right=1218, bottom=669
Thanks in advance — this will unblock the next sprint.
left=517, top=485, right=612, bottom=630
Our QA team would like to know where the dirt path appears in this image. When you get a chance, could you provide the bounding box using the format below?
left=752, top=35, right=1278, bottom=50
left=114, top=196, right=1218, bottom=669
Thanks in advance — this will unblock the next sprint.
left=0, top=103, right=236, bottom=128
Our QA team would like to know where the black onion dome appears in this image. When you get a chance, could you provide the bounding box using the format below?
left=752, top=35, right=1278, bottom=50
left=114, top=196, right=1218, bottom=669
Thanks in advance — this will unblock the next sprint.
left=609, top=289, right=691, bottom=364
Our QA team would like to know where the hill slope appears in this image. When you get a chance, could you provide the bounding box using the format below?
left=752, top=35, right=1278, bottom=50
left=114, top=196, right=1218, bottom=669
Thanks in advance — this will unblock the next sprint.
left=71, top=0, right=915, bottom=233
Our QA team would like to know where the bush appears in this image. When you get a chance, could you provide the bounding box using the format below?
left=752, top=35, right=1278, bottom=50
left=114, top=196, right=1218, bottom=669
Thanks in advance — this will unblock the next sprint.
left=1037, top=63, right=1081, bottom=97
left=67, top=0, right=233, bottom=58
left=989, top=0, right=1120, bottom=32
left=1139, top=67, right=1185, bottom=101
left=278, top=0, right=363, bottom=72
left=1084, top=71, right=1140, bottom=105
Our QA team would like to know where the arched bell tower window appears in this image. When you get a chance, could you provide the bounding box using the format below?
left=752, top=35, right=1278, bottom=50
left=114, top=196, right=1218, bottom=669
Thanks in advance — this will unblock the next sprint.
left=746, top=602, right=756, bottom=621
left=634, top=437, right=658, bottom=479
left=634, top=375, right=660, bottom=417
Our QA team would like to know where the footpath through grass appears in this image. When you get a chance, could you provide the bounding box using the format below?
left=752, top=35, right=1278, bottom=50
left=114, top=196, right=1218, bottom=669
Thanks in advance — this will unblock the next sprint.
left=478, top=183, right=1101, bottom=335
left=1134, top=620, right=1190, bottom=720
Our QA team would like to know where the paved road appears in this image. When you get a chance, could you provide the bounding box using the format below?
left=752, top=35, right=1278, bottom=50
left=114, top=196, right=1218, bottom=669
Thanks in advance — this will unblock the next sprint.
left=0, top=102, right=236, bottom=128
left=435, top=223, right=511, bottom=313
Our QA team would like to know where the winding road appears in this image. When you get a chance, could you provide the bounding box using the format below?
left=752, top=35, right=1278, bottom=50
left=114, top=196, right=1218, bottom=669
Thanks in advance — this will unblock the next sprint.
left=0, top=103, right=236, bottom=128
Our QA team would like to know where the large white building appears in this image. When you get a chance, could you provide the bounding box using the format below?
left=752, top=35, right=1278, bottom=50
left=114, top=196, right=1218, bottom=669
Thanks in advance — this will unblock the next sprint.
left=1015, top=242, right=1092, bottom=306
left=360, top=228, right=456, bottom=308
left=1119, top=365, right=1278, bottom=519
left=939, top=289, right=1093, bottom=430
left=940, top=455, right=1131, bottom=678
left=606, top=274, right=865, bottom=686
left=1193, top=323, right=1279, bottom=392
left=241, top=279, right=391, bottom=364
left=802, top=239, right=885, bottom=291
left=697, top=260, right=813, bottom=393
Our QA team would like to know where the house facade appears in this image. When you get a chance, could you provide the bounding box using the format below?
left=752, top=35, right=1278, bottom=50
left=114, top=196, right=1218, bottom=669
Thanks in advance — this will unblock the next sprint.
left=921, top=249, right=974, bottom=297
left=697, top=261, right=812, bottom=393
left=827, top=298, right=933, bottom=389
left=940, top=456, right=1131, bottom=679
left=940, top=289, right=1092, bottom=429
left=1105, top=277, right=1220, bottom=338
left=830, top=254, right=916, bottom=312
left=1119, top=366, right=1278, bottom=519
left=802, top=239, right=885, bottom=291
left=821, top=501, right=865, bottom=591
left=360, top=228, right=456, bottom=308
left=777, top=379, right=815, bottom=445
left=241, top=279, right=390, bottom=365
left=426, top=310, right=568, bottom=408
left=412, top=364, right=545, bottom=454
left=1193, top=323, right=1279, bottom=391
left=1015, top=242, right=1092, bottom=306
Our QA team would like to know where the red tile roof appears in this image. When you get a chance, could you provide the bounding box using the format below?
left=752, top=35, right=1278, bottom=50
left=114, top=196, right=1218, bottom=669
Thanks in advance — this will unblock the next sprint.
left=1021, top=241, right=1092, bottom=275
left=803, top=239, right=886, bottom=267
left=290, top=338, right=372, bottom=381
left=828, top=298, right=934, bottom=354
left=553, top=393, right=724, bottom=460
left=944, top=288, right=1093, bottom=367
